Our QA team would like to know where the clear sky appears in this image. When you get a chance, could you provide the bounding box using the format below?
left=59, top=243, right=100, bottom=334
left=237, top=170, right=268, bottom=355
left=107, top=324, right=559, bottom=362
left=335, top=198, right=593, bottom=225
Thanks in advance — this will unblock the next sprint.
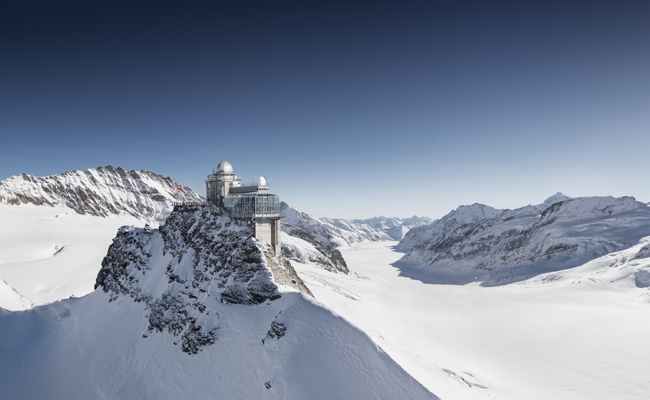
left=1, top=0, right=649, bottom=219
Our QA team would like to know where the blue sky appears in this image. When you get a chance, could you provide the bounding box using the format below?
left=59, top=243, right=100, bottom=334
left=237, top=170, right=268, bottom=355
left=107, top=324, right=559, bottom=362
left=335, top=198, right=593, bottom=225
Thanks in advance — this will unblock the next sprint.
left=1, top=0, right=649, bottom=218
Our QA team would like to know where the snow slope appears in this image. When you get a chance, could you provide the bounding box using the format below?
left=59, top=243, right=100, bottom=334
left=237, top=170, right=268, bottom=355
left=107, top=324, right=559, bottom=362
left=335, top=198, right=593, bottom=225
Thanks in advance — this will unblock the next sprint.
left=293, top=241, right=650, bottom=400
left=0, top=278, right=33, bottom=311
left=0, top=207, right=436, bottom=400
left=0, top=166, right=203, bottom=222
left=0, top=203, right=146, bottom=306
left=399, top=196, right=650, bottom=285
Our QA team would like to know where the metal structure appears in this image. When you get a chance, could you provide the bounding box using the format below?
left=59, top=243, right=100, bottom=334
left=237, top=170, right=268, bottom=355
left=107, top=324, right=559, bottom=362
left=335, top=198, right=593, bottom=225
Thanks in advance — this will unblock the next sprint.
left=205, top=161, right=282, bottom=255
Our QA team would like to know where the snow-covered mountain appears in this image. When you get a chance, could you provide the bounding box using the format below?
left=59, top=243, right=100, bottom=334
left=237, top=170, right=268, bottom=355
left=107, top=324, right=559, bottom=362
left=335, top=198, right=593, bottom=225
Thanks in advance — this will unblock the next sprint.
left=352, top=216, right=434, bottom=240
left=281, top=202, right=391, bottom=274
left=0, top=206, right=437, bottom=400
left=535, top=192, right=571, bottom=211
left=0, top=166, right=203, bottom=222
left=397, top=203, right=502, bottom=252
left=396, top=193, right=572, bottom=253
left=398, top=196, right=650, bottom=286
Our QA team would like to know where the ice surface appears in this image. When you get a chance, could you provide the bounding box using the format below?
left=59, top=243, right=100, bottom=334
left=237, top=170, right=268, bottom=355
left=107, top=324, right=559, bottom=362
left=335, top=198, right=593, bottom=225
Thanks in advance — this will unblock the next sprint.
left=293, top=241, right=650, bottom=400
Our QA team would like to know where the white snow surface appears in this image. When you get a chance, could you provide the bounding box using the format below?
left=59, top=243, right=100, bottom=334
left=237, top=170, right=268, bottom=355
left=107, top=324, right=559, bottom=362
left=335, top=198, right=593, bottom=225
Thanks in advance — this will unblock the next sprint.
left=293, top=241, right=650, bottom=400
left=0, top=203, right=147, bottom=306
left=0, top=208, right=436, bottom=400
left=0, top=278, right=33, bottom=311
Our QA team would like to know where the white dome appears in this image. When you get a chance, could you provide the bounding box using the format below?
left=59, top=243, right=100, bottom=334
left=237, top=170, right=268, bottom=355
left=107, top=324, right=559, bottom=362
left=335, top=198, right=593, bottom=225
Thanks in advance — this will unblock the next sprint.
left=216, top=161, right=233, bottom=174
left=258, top=176, right=267, bottom=186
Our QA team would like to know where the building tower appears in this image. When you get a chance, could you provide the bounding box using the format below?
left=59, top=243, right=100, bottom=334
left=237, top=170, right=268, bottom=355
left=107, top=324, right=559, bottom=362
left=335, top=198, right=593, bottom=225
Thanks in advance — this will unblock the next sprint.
left=206, top=161, right=282, bottom=255
left=205, top=161, right=242, bottom=207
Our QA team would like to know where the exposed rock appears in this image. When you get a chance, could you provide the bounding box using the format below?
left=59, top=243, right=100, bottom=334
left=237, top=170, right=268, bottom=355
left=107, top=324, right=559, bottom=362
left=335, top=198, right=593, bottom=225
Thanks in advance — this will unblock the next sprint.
left=0, top=166, right=203, bottom=222
left=95, top=206, right=311, bottom=353
left=635, top=269, right=650, bottom=288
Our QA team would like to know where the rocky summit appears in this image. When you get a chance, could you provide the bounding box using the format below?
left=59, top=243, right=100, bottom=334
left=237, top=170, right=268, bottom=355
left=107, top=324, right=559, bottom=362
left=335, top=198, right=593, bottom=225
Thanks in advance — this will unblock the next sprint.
left=96, top=205, right=311, bottom=353
left=0, top=166, right=203, bottom=222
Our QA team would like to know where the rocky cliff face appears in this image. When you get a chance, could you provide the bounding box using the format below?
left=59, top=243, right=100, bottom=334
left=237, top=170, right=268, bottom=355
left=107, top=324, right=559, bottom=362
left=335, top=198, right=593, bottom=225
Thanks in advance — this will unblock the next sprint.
left=0, top=166, right=203, bottom=222
left=399, top=196, right=650, bottom=285
left=96, top=205, right=311, bottom=353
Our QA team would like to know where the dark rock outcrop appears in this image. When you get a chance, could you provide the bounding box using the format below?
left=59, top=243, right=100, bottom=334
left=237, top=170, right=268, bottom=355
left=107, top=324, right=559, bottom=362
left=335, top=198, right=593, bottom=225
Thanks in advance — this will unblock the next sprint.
left=96, top=206, right=311, bottom=353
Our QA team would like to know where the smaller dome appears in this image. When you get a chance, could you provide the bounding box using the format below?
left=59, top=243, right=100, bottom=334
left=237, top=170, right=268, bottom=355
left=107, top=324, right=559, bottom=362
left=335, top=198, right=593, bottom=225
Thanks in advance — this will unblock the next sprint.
left=216, top=161, right=233, bottom=174
left=258, top=176, right=267, bottom=186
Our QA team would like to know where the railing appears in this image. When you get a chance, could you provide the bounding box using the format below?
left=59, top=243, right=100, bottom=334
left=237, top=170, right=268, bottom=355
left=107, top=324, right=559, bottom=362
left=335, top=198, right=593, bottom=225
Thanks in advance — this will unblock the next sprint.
left=172, top=202, right=208, bottom=207
left=227, top=211, right=284, bottom=220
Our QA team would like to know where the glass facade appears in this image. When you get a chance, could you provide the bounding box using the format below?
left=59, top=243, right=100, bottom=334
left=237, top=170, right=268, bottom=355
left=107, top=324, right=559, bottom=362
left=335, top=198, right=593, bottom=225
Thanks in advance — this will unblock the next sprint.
left=223, top=193, right=282, bottom=219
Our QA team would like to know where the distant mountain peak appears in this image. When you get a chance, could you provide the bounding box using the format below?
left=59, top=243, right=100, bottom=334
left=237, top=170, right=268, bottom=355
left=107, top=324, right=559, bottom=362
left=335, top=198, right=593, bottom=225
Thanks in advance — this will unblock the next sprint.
left=0, top=166, right=203, bottom=222
left=539, top=192, right=571, bottom=210
left=396, top=203, right=501, bottom=252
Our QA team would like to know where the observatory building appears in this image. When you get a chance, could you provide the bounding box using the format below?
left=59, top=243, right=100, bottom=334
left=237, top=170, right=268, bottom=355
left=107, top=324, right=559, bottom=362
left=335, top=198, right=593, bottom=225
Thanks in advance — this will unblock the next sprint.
left=206, top=161, right=282, bottom=255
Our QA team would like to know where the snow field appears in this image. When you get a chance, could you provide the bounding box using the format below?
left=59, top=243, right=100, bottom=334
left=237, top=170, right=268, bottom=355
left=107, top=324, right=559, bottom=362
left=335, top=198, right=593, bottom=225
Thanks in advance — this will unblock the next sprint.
left=293, top=241, right=650, bottom=400
left=0, top=204, right=148, bottom=307
left=0, top=290, right=436, bottom=399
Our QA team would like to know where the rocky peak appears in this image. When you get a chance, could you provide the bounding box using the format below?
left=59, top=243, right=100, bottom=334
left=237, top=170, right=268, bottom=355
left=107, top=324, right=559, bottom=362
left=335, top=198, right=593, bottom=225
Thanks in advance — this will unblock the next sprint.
left=0, top=166, right=203, bottom=222
left=95, top=205, right=311, bottom=354
left=396, top=203, right=502, bottom=252
left=537, top=192, right=571, bottom=210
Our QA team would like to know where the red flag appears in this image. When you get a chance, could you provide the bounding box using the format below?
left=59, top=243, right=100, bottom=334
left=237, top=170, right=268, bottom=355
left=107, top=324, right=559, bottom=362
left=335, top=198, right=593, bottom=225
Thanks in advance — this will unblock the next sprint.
left=176, top=184, right=183, bottom=190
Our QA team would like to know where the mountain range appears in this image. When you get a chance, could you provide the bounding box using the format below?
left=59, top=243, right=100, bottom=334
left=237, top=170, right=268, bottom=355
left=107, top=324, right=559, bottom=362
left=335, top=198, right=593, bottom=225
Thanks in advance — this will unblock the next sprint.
left=0, top=166, right=202, bottom=222
left=396, top=193, right=650, bottom=286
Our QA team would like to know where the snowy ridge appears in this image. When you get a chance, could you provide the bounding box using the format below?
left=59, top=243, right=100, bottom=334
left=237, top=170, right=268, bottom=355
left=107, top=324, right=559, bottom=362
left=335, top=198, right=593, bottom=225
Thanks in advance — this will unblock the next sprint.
left=522, top=235, right=650, bottom=293
left=399, top=196, right=650, bottom=285
left=0, top=206, right=437, bottom=400
left=535, top=192, right=571, bottom=210
left=397, top=203, right=502, bottom=252
left=0, top=278, right=33, bottom=311
left=0, top=166, right=203, bottom=222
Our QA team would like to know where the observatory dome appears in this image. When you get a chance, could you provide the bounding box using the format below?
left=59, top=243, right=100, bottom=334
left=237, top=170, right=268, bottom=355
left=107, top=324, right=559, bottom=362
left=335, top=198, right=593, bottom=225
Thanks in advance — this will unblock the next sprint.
left=216, top=161, right=233, bottom=174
